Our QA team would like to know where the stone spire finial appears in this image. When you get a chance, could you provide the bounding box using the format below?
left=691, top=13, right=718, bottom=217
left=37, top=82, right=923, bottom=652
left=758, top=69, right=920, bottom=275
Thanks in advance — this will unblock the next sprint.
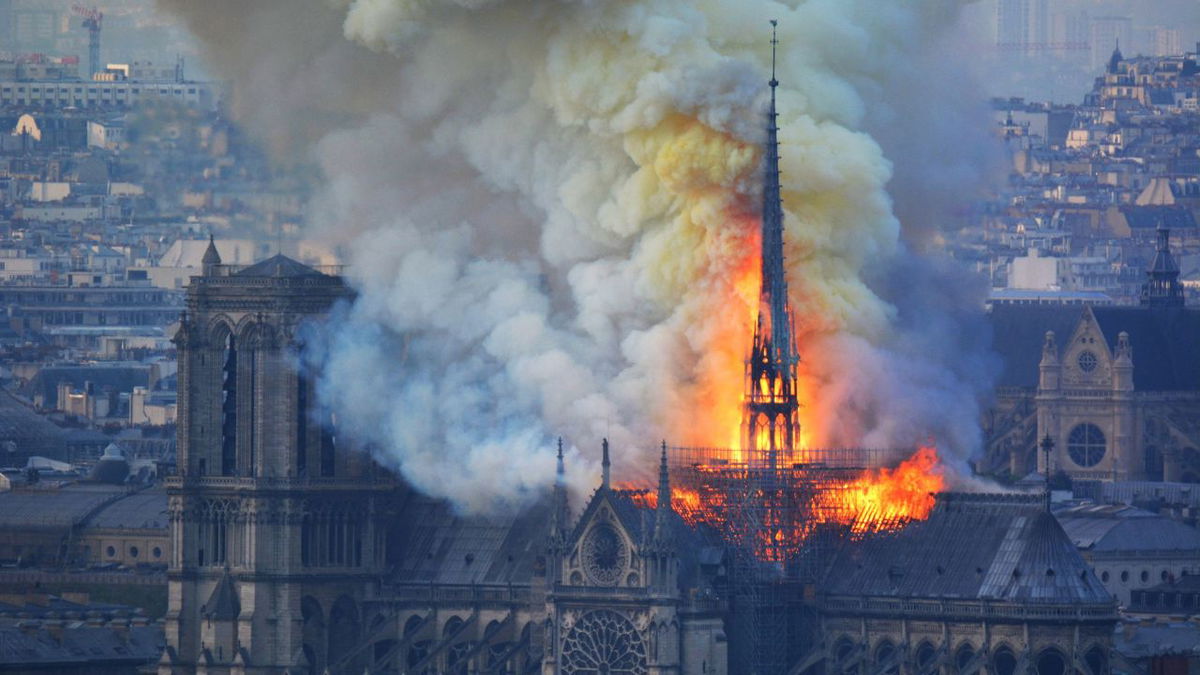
left=654, top=441, right=673, bottom=542
left=601, top=438, right=610, bottom=490
left=201, top=234, right=221, bottom=276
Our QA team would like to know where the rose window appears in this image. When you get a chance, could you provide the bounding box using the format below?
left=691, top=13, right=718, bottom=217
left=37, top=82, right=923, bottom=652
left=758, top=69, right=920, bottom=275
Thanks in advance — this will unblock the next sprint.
left=582, top=523, right=626, bottom=586
left=561, top=610, right=647, bottom=675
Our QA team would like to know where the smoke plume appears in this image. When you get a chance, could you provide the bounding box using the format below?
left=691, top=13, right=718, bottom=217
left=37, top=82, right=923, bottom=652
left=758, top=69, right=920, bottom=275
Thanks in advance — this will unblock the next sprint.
left=160, top=0, right=1000, bottom=511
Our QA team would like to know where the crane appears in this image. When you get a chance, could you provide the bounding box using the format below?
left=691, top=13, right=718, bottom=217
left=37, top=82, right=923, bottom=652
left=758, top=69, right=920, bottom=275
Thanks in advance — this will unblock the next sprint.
left=71, top=5, right=103, bottom=78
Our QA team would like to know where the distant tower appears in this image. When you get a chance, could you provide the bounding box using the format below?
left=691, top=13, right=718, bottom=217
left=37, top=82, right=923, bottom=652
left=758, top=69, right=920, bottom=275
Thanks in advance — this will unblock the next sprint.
left=1107, top=39, right=1124, bottom=74
left=742, top=21, right=801, bottom=462
left=1140, top=221, right=1184, bottom=308
left=161, top=255, right=392, bottom=675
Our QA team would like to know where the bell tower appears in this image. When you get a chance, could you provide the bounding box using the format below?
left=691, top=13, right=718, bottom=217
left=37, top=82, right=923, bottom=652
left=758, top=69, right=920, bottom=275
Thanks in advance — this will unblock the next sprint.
left=161, top=254, right=393, bottom=675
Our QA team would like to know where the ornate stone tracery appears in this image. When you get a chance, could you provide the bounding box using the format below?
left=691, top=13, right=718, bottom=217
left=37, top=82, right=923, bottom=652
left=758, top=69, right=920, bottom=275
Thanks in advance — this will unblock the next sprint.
left=582, top=523, right=627, bottom=586
left=560, top=610, right=648, bottom=675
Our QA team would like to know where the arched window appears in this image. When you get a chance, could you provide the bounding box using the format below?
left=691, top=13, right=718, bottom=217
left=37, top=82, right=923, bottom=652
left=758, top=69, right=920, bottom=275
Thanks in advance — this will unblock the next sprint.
left=296, top=374, right=309, bottom=475
left=301, top=596, right=325, bottom=672
left=914, top=642, right=937, bottom=672
left=1068, top=423, right=1107, bottom=467
left=327, top=595, right=361, bottom=671
left=874, top=640, right=899, bottom=675
left=221, top=333, right=237, bottom=476
left=954, top=644, right=976, bottom=671
left=993, top=645, right=1018, bottom=675
left=320, top=412, right=337, bottom=477
left=833, top=636, right=856, bottom=668
left=1085, top=645, right=1108, bottom=675
left=1144, top=445, right=1163, bottom=481
left=1036, top=648, right=1067, bottom=675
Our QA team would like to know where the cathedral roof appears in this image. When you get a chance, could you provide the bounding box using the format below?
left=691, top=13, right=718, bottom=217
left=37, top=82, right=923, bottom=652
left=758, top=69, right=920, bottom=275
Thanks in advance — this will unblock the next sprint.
left=989, top=304, right=1200, bottom=391
left=388, top=494, right=550, bottom=587
left=824, top=493, right=1113, bottom=607
left=234, top=254, right=325, bottom=278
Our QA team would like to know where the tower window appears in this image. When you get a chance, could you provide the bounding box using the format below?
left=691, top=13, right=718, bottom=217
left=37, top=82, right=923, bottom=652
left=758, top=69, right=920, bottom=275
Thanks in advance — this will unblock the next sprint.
left=320, top=413, right=336, bottom=477
left=221, top=334, right=237, bottom=476
left=297, top=375, right=308, bottom=475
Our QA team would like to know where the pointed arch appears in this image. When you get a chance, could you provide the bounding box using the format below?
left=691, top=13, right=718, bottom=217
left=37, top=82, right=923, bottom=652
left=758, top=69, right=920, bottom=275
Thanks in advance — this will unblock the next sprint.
left=327, top=595, right=360, bottom=670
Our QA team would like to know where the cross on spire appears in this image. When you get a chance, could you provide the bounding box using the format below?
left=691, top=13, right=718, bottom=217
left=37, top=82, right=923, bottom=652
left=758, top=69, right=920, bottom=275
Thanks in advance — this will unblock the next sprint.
left=770, top=19, right=779, bottom=87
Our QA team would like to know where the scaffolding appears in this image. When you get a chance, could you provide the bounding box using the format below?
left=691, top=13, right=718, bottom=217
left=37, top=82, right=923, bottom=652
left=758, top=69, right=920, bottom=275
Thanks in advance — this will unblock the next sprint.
left=666, top=445, right=914, bottom=675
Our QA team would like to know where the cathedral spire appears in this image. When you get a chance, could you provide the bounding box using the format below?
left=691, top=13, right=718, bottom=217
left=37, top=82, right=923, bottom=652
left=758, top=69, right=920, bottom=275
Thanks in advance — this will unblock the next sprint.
left=550, top=438, right=568, bottom=541
left=762, top=18, right=789, bottom=353
left=1140, top=219, right=1184, bottom=308
left=654, top=441, right=674, bottom=545
left=202, top=234, right=221, bottom=276
left=743, top=20, right=801, bottom=462
left=601, top=438, right=611, bottom=490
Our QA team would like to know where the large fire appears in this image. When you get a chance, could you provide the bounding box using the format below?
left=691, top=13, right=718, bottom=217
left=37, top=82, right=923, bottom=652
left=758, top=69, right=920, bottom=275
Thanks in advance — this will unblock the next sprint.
left=621, top=446, right=945, bottom=561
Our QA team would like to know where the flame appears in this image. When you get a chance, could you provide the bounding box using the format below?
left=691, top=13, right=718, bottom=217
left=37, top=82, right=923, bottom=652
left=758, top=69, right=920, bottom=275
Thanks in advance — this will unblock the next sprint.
left=830, top=446, right=944, bottom=534
left=621, top=446, right=945, bottom=562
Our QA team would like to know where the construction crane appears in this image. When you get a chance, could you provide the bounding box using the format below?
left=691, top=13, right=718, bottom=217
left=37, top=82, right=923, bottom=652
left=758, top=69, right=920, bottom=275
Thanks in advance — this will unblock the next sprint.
left=71, top=5, right=103, bottom=79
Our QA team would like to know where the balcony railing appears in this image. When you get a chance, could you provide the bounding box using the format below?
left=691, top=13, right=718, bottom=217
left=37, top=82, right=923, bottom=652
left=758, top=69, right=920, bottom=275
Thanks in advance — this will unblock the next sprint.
left=821, top=595, right=1117, bottom=622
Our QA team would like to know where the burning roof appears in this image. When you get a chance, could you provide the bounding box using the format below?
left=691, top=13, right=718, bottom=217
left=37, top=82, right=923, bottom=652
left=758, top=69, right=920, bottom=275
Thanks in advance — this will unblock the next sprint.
left=823, top=492, right=1114, bottom=609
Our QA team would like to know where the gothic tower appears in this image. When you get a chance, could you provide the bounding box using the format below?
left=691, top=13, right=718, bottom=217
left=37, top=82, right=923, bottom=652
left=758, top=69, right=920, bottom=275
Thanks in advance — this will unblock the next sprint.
left=160, top=251, right=392, bottom=675
left=1139, top=221, right=1184, bottom=308
left=743, top=21, right=801, bottom=463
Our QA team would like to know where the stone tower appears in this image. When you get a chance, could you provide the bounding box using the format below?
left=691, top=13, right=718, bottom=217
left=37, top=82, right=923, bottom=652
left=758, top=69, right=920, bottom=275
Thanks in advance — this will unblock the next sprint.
left=160, top=253, right=392, bottom=675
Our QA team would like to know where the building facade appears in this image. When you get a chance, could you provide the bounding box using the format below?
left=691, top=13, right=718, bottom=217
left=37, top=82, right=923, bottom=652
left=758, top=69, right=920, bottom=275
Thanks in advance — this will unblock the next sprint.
left=810, top=494, right=1117, bottom=675
left=159, top=248, right=394, bottom=675
left=985, top=228, right=1200, bottom=483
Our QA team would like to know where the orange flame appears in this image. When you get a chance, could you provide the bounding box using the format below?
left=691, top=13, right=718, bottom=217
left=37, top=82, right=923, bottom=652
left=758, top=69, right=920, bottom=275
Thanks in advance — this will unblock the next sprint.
left=619, top=446, right=945, bottom=561
left=829, top=446, right=944, bottom=534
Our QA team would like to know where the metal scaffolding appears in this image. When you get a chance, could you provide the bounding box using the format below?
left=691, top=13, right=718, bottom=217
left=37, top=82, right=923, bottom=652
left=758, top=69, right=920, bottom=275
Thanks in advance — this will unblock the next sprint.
left=666, top=445, right=912, bottom=675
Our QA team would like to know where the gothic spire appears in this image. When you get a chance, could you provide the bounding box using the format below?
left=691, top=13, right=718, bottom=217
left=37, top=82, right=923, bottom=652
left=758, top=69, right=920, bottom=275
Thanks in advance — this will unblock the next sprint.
left=1140, top=219, right=1184, bottom=308
left=654, top=440, right=673, bottom=532
left=601, top=438, right=611, bottom=490
left=550, top=437, right=567, bottom=539
left=761, top=18, right=793, bottom=367
left=743, top=20, right=801, bottom=461
left=202, top=233, right=221, bottom=276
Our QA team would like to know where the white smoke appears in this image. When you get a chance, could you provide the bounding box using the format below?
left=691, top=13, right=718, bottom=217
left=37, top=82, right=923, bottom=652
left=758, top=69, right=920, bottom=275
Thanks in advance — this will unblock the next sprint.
left=160, top=0, right=1001, bottom=512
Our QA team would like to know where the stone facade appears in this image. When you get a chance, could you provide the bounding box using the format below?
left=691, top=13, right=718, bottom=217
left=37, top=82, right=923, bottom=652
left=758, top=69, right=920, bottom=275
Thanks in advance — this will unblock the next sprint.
left=159, top=252, right=393, bottom=675
left=986, top=304, right=1200, bottom=483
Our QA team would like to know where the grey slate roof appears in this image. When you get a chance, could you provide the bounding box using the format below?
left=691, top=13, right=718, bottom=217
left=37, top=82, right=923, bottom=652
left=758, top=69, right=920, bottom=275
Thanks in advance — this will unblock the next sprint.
left=0, top=392, right=69, bottom=462
left=0, top=622, right=161, bottom=668
left=84, top=490, right=167, bottom=531
left=988, top=305, right=1200, bottom=390
left=0, top=485, right=124, bottom=529
left=234, top=254, right=324, bottom=278
left=1055, top=503, right=1200, bottom=553
left=824, top=493, right=1112, bottom=605
left=389, top=495, right=550, bottom=586
left=1121, top=205, right=1198, bottom=231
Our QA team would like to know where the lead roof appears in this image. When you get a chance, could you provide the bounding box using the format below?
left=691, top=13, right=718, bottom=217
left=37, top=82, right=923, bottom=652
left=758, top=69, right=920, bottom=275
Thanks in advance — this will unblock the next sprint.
left=825, top=493, right=1112, bottom=605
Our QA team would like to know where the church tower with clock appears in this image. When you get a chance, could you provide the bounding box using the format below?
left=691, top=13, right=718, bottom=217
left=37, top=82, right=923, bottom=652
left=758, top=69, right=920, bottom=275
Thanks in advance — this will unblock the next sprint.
left=543, top=441, right=727, bottom=675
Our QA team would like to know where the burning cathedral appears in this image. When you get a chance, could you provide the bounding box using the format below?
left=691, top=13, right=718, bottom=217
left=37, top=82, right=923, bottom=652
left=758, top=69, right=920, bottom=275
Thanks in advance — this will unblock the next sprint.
left=159, top=31, right=1117, bottom=675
